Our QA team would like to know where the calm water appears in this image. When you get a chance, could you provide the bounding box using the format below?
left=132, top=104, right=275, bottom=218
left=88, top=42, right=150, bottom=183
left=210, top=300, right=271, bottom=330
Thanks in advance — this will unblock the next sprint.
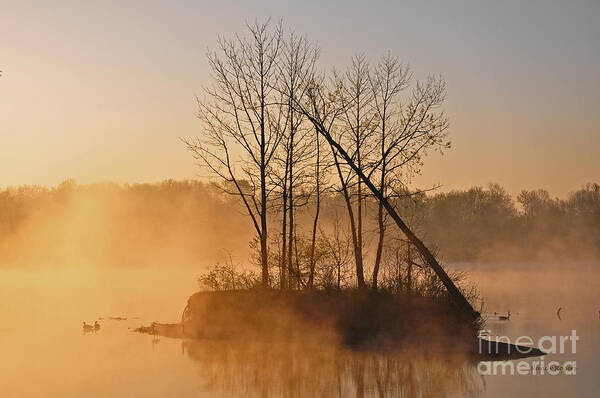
left=0, top=265, right=598, bottom=397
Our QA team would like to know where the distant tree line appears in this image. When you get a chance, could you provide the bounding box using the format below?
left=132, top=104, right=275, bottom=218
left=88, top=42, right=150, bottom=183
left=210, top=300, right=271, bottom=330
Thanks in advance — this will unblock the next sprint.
left=0, top=180, right=597, bottom=273
left=417, top=182, right=600, bottom=262
left=0, top=179, right=253, bottom=268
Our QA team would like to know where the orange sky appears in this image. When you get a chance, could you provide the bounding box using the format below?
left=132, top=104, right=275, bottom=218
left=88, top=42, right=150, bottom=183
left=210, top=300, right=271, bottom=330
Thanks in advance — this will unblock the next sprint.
left=1, top=1, right=598, bottom=198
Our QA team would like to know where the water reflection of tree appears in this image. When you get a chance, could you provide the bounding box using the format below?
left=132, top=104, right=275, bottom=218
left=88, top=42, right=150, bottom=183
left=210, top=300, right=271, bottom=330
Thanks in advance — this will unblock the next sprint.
left=182, top=340, right=483, bottom=398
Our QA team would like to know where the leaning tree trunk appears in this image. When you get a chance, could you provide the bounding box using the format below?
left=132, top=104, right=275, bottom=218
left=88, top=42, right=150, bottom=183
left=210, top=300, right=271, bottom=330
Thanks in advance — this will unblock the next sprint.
left=317, top=125, right=478, bottom=319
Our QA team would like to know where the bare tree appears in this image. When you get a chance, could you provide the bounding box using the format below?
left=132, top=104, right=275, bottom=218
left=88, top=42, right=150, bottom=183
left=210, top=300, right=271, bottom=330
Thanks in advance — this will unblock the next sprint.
left=276, top=32, right=319, bottom=289
left=330, top=55, right=378, bottom=288
left=183, top=20, right=284, bottom=287
left=185, top=20, right=478, bottom=317
left=296, top=71, right=477, bottom=317
left=369, top=55, right=410, bottom=289
left=368, top=55, right=450, bottom=288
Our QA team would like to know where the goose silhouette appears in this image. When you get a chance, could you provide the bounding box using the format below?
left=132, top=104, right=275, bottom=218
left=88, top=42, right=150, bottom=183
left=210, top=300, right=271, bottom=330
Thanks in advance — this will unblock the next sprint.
left=498, top=311, right=511, bottom=321
left=82, top=322, right=94, bottom=332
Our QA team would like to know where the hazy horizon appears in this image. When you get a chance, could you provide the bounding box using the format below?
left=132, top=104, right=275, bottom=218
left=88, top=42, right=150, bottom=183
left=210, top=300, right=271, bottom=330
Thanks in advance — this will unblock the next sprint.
left=0, top=177, right=597, bottom=201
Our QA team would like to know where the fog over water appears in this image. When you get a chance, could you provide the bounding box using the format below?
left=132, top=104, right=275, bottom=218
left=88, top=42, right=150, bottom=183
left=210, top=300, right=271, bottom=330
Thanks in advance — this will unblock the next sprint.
left=1, top=263, right=598, bottom=397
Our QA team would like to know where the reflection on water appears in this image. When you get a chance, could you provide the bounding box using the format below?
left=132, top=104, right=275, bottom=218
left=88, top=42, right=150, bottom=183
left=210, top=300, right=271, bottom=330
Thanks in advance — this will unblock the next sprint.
left=182, top=340, right=482, bottom=398
left=0, top=265, right=598, bottom=397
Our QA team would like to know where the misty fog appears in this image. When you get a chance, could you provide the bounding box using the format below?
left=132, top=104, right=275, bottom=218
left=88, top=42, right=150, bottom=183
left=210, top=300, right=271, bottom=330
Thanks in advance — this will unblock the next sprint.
left=1, top=180, right=598, bottom=271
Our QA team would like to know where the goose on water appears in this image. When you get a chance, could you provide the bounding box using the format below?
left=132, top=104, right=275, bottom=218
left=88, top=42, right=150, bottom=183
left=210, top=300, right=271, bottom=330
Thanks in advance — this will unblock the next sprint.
left=82, top=322, right=94, bottom=332
left=498, top=311, right=511, bottom=321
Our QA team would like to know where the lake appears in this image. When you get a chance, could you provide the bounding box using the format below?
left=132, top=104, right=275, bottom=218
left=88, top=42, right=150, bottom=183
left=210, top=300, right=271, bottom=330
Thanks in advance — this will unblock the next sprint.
left=1, top=264, right=598, bottom=397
